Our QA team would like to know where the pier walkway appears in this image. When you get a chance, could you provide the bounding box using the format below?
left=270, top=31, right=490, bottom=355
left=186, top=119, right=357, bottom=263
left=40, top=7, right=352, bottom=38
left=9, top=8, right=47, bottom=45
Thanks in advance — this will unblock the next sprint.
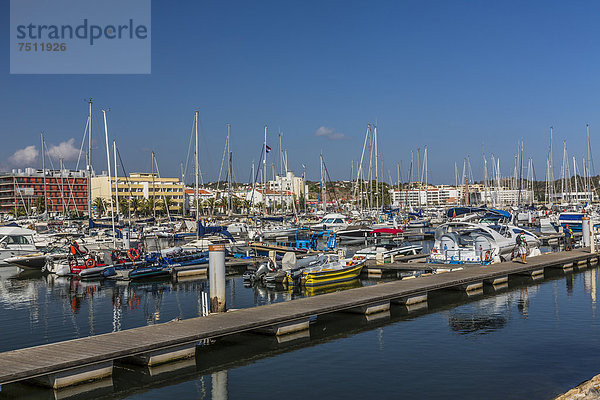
left=0, top=248, right=596, bottom=387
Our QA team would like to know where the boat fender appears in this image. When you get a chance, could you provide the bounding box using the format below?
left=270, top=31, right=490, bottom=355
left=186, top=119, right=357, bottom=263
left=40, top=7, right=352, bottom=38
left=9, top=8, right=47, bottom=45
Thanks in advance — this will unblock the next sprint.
left=85, top=258, right=96, bottom=268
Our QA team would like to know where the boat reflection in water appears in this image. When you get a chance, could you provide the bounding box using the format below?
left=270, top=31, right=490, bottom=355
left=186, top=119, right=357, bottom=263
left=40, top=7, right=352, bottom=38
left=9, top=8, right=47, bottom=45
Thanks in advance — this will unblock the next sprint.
left=304, top=279, right=362, bottom=297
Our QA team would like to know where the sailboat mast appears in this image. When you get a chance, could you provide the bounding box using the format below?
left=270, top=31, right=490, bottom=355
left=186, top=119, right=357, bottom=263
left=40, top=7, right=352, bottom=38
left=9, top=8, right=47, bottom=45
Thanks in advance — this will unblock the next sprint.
left=549, top=127, right=554, bottom=203
left=278, top=131, right=282, bottom=214
left=113, top=140, right=119, bottom=220
left=424, top=146, right=428, bottom=207
left=482, top=145, right=488, bottom=205
left=151, top=151, right=155, bottom=219
left=263, top=125, right=267, bottom=216
left=180, top=162, right=185, bottom=216
left=102, top=110, right=116, bottom=248
left=227, top=124, right=232, bottom=216
left=573, top=156, right=578, bottom=200
left=417, top=148, right=422, bottom=208
left=195, top=111, right=199, bottom=238
left=321, top=153, right=326, bottom=213
left=87, top=99, right=92, bottom=223
left=41, top=132, right=48, bottom=219
left=587, top=124, right=592, bottom=203
left=374, top=125, right=379, bottom=210
left=59, top=158, right=66, bottom=217
left=397, top=162, right=400, bottom=194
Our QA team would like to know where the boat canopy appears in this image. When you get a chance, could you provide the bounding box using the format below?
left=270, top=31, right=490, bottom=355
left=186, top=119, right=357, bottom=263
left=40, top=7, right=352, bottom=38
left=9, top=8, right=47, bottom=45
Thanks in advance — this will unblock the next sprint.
left=197, top=221, right=234, bottom=240
left=446, top=207, right=488, bottom=218
left=0, top=226, right=36, bottom=236
left=446, top=207, right=511, bottom=220
left=88, top=219, right=125, bottom=229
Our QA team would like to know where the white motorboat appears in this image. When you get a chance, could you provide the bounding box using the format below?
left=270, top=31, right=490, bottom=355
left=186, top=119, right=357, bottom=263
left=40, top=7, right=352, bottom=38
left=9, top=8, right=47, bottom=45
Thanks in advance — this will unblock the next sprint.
left=355, top=244, right=422, bottom=260
left=0, top=226, right=38, bottom=266
left=5, top=247, right=70, bottom=271
left=429, top=221, right=541, bottom=265
left=310, top=213, right=350, bottom=232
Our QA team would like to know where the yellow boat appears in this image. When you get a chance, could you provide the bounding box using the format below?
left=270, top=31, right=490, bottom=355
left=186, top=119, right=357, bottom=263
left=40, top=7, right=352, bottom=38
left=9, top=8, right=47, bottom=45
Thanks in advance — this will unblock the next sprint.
left=301, top=255, right=366, bottom=287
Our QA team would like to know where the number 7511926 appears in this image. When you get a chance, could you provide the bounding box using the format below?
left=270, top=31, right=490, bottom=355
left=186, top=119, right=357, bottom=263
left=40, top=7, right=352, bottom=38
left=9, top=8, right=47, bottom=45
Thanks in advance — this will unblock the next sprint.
left=18, top=43, right=66, bottom=51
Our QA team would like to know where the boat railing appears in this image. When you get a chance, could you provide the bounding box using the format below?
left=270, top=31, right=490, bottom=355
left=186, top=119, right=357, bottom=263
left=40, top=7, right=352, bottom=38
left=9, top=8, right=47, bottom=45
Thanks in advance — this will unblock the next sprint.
left=431, top=248, right=493, bottom=265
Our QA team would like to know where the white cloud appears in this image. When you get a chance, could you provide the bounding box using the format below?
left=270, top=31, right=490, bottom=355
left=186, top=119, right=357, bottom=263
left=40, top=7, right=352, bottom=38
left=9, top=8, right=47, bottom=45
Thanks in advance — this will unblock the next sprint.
left=47, top=138, right=79, bottom=161
left=314, top=126, right=347, bottom=140
left=9, top=145, right=39, bottom=166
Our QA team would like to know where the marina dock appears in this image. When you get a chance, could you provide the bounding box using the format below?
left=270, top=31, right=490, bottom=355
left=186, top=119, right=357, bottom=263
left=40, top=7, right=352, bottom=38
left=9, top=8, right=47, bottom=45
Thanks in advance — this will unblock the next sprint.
left=0, top=248, right=597, bottom=389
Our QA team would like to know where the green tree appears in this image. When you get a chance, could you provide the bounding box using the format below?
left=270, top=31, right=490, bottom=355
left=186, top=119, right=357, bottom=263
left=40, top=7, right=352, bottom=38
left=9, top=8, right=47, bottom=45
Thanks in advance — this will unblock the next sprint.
left=160, top=196, right=173, bottom=215
left=130, top=197, right=141, bottom=216
left=34, top=197, right=45, bottom=214
left=141, top=198, right=155, bottom=217
left=204, top=198, right=215, bottom=215
left=93, top=197, right=105, bottom=217
left=10, top=207, right=26, bottom=218
left=216, top=197, right=228, bottom=214
left=232, top=197, right=242, bottom=214
left=118, top=196, right=129, bottom=217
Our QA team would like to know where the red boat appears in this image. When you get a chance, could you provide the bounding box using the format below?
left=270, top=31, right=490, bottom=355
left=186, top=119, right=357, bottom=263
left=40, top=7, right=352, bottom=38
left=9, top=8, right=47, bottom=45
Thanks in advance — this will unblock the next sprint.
left=69, top=257, right=107, bottom=274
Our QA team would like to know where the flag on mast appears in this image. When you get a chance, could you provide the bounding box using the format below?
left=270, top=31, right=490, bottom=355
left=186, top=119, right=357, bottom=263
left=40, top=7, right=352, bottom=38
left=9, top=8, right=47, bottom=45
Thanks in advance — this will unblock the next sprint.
left=266, top=145, right=271, bottom=153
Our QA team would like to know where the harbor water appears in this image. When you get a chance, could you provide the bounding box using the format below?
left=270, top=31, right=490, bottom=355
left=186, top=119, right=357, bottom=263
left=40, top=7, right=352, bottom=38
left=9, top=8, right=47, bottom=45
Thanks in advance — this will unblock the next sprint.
left=0, top=254, right=599, bottom=398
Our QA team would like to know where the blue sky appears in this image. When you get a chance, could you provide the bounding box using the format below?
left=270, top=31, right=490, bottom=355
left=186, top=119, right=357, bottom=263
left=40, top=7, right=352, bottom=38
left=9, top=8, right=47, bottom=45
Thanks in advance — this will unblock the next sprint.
left=1, top=0, right=600, bottom=184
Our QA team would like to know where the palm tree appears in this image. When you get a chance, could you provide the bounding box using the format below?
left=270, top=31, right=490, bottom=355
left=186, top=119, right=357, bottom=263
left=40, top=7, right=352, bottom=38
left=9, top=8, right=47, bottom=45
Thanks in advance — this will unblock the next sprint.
left=204, top=198, right=215, bottom=216
left=34, top=197, right=45, bottom=214
left=217, top=197, right=228, bottom=214
left=241, top=199, right=251, bottom=214
left=93, top=197, right=105, bottom=217
left=118, top=197, right=129, bottom=217
left=232, top=197, right=242, bottom=214
left=161, top=196, right=173, bottom=216
left=130, top=197, right=141, bottom=217
left=10, top=207, right=26, bottom=218
left=141, top=198, right=155, bottom=217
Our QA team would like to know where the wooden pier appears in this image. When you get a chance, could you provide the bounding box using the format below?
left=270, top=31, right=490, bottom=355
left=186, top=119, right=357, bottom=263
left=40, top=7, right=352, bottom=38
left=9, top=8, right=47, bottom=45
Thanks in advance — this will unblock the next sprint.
left=0, top=248, right=597, bottom=389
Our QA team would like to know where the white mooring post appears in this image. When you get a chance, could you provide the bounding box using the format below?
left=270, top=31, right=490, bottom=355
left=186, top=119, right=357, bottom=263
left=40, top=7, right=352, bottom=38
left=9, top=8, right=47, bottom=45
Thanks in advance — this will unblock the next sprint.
left=123, top=228, right=130, bottom=250
left=583, top=217, right=591, bottom=248
left=209, top=244, right=226, bottom=312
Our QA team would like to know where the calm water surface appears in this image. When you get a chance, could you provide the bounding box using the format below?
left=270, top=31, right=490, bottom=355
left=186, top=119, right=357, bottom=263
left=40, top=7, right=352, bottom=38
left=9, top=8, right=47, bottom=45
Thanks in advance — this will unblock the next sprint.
left=0, top=259, right=598, bottom=399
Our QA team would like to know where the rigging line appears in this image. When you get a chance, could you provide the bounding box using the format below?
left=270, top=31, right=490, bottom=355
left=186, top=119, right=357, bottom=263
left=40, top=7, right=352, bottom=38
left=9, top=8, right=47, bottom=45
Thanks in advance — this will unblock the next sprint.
left=247, top=146, right=265, bottom=218
left=183, top=115, right=196, bottom=186
left=232, top=163, right=238, bottom=186
left=116, top=146, right=134, bottom=221
left=75, top=116, right=90, bottom=171
left=321, top=156, right=340, bottom=206
left=216, top=133, right=228, bottom=193
left=44, top=138, right=79, bottom=216
left=153, top=154, right=171, bottom=221
left=51, top=136, right=81, bottom=216
left=43, top=139, right=70, bottom=214
left=13, top=179, right=30, bottom=217
left=197, top=119, right=211, bottom=184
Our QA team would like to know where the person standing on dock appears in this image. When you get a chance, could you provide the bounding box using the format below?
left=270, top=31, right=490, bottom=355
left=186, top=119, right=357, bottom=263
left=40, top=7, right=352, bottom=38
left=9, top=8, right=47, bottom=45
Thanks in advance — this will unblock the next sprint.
left=517, top=230, right=528, bottom=264
left=565, top=224, right=574, bottom=251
